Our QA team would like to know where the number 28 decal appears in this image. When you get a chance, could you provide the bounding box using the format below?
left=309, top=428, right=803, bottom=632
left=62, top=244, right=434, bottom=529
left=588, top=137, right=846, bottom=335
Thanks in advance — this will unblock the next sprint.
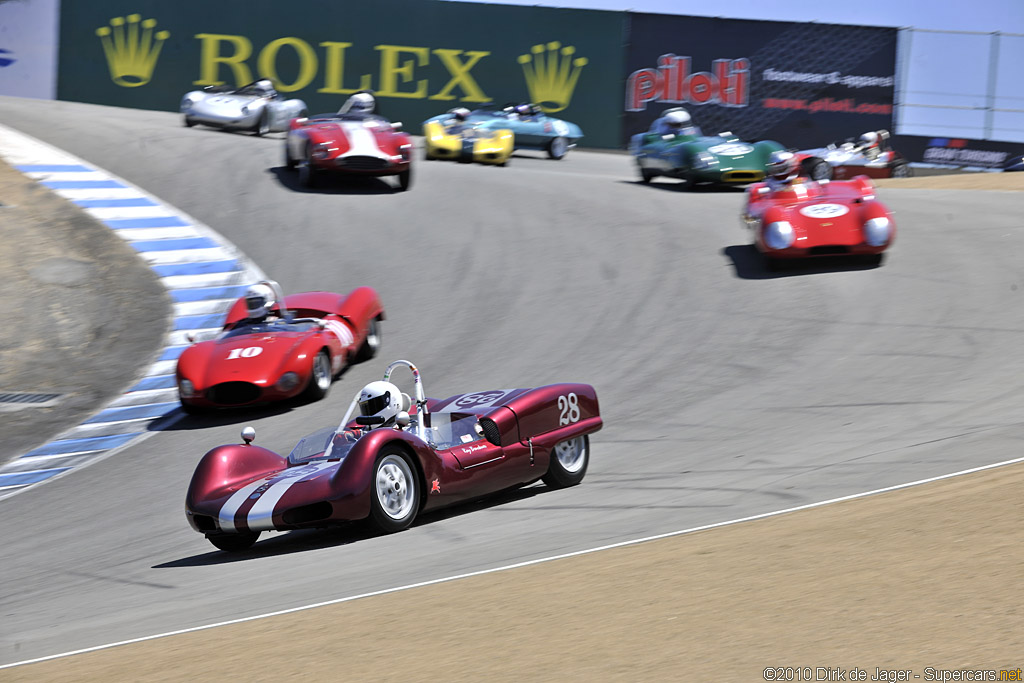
left=558, top=393, right=580, bottom=425
left=226, top=346, right=263, bottom=360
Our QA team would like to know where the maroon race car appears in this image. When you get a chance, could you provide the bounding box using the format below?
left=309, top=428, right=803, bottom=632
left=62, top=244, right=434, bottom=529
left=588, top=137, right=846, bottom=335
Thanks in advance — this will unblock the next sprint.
left=176, top=280, right=384, bottom=413
left=284, top=110, right=413, bottom=190
left=185, top=360, right=602, bottom=551
left=742, top=175, right=896, bottom=270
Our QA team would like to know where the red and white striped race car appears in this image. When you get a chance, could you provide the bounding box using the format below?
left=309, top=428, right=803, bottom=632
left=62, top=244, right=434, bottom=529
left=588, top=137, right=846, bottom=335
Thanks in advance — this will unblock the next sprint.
left=175, top=280, right=384, bottom=413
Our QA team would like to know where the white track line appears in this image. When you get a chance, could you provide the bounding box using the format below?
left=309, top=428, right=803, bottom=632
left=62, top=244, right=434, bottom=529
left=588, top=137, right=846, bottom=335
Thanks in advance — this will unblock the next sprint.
left=3, top=453, right=1022, bottom=671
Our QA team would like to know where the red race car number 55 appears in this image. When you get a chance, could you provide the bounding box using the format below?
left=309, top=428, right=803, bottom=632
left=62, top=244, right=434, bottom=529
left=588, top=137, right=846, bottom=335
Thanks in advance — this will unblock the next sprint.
left=558, top=393, right=580, bottom=425
left=226, top=346, right=263, bottom=359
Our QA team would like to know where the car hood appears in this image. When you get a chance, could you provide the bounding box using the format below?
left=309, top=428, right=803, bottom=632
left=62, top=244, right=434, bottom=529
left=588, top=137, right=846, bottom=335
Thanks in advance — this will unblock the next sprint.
left=178, top=331, right=308, bottom=388
left=779, top=199, right=867, bottom=246
left=304, top=120, right=404, bottom=157
left=188, top=94, right=259, bottom=117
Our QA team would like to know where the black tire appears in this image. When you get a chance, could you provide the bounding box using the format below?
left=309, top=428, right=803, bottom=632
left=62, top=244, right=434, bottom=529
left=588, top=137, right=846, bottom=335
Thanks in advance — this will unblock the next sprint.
left=255, top=110, right=270, bottom=137
left=301, top=350, right=332, bottom=402
left=367, top=446, right=419, bottom=533
left=298, top=146, right=318, bottom=188
left=183, top=116, right=196, bottom=128
left=397, top=168, right=412, bottom=191
left=354, top=317, right=382, bottom=363
left=180, top=400, right=207, bottom=415
left=542, top=435, right=589, bottom=489
left=284, top=143, right=297, bottom=169
left=547, top=136, right=569, bottom=160
left=638, top=164, right=654, bottom=184
left=801, top=157, right=833, bottom=181
left=890, top=161, right=911, bottom=178
left=207, top=531, right=260, bottom=552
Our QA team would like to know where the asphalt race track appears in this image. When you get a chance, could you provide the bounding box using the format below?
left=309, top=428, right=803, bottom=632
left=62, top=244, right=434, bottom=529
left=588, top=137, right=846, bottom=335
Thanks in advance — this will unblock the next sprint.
left=2, top=97, right=1024, bottom=665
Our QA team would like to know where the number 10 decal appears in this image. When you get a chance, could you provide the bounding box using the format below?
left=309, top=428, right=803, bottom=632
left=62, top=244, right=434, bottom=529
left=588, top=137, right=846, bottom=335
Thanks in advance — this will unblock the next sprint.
left=226, top=346, right=263, bottom=360
left=558, top=393, right=580, bottom=425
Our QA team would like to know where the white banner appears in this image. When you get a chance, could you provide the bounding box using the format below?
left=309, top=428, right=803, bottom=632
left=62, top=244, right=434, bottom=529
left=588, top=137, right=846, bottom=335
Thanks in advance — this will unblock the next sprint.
left=0, top=0, right=59, bottom=99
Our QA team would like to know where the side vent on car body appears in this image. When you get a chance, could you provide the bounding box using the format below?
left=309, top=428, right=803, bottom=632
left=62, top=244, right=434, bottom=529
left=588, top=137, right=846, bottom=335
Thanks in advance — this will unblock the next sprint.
left=479, top=418, right=502, bottom=447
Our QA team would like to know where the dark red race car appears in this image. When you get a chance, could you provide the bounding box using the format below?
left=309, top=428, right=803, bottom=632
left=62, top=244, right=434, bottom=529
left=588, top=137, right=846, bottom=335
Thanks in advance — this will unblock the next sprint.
left=185, top=360, right=602, bottom=551
left=283, top=110, right=413, bottom=190
left=176, top=280, right=384, bottom=413
left=742, top=175, right=896, bottom=269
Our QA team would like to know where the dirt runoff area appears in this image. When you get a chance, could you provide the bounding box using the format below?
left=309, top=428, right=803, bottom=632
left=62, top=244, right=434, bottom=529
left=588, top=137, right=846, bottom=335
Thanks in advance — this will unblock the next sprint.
left=7, top=170, right=1024, bottom=683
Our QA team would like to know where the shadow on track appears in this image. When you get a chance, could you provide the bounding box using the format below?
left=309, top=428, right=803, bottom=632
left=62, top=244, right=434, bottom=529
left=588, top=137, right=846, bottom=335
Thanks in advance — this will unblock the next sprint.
left=154, top=484, right=548, bottom=567
left=268, top=166, right=404, bottom=195
left=723, top=244, right=885, bottom=280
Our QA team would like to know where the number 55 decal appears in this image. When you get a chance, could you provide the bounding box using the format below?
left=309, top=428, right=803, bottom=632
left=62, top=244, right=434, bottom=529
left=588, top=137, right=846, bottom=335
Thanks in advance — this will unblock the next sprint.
left=558, top=393, right=580, bottom=425
left=226, top=346, right=263, bottom=360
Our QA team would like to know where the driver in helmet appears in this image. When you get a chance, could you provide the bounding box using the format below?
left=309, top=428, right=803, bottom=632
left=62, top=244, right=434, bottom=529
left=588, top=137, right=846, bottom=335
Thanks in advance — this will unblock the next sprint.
left=764, top=150, right=800, bottom=192
left=243, top=282, right=279, bottom=324
left=654, top=107, right=694, bottom=137
left=510, top=103, right=537, bottom=120
left=858, top=131, right=882, bottom=161
left=252, top=79, right=277, bottom=99
left=356, top=380, right=405, bottom=430
left=445, top=106, right=471, bottom=132
left=340, top=90, right=377, bottom=118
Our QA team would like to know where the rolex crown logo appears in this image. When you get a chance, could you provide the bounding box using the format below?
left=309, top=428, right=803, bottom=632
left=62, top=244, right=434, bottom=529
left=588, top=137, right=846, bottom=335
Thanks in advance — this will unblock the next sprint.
left=96, top=14, right=169, bottom=88
left=517, top=42, right=588, bottom=113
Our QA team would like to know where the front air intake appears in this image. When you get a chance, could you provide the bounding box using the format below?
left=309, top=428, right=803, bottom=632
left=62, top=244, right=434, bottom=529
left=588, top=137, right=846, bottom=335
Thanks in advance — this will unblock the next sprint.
left=208, top=382, right=261, bottom=405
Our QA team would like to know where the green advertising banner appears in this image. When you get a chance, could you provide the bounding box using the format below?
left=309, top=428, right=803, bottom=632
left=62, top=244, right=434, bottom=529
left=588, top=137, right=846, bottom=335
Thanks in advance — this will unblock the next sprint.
left=58, top=0, right=626, bottom=147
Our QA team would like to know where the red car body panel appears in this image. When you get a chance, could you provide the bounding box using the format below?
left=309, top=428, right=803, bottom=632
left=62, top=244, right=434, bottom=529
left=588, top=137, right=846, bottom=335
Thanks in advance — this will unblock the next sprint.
left=185, top=383, right=602, bottom=537
left=745, top=176, right=896, bottom=260
left=176, top=288, right=384, bottom=410
left=285, top=114, right=412, bottom=176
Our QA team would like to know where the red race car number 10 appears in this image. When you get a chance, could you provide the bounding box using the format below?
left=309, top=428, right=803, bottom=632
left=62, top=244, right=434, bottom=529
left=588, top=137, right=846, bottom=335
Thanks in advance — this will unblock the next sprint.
left=558, top=393, right=580, bottom=425
left=226, top=346, right=264, bottom=360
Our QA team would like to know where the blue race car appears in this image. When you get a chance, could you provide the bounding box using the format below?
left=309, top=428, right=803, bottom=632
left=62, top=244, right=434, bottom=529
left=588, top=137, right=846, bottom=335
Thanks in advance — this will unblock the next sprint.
left=424, top=103, right=583, bottom=160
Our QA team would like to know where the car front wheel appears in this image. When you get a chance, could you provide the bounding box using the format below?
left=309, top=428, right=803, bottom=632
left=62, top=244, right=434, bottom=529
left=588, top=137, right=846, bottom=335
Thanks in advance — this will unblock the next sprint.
left=302, top=350, right=332, bottom=401
left=547, top=136, right=569, bottom=160
left=207, top=531, right=260, bottom=552
left=368, top=447, right=419, bottom=533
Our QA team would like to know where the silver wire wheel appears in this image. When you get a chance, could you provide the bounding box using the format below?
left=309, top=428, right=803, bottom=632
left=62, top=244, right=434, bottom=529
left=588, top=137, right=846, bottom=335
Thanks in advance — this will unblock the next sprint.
left=301, top=350, right=332, bottom=401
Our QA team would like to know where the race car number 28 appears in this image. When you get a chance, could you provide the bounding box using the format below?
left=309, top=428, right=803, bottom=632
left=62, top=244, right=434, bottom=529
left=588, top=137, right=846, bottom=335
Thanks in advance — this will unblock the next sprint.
left=226, top=346, right=263, bottom=359
left=558, top=393, right=580, bottom=425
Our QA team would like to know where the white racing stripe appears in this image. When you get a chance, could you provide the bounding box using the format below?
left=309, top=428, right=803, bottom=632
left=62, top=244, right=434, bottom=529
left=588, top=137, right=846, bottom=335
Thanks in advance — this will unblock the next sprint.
left=245, top=461, right=338, bottom=531
left=340, top=122, right=385, bottom=158
left=217, top=477, right=273, bottom=532
left=324, top=319, right=354, bottom=347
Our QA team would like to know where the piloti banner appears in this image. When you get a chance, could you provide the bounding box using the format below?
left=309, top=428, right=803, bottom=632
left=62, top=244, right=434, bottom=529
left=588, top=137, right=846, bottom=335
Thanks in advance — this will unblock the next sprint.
left=57, top=0, right=626, bottom=147
left=623, top=13, right=897, bottom=148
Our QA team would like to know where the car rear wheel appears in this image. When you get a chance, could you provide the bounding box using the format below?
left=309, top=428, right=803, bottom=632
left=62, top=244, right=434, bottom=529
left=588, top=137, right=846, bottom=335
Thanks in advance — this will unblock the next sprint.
left=354, top=317, right=382, bottom=363
left=207, top=531, right=260, bottom=552
left=638, top=164, right=654, bottom=184
left=183, top=116, right=195, bottom=128
left=302, top=350, right=332, bottom=401
left=547, top=136, right=569, bottom=160
left=542, top=435, right=589, bottom=489
left=255, top=110, right=270, bottom=137
left=397, top=168, right=412, bottom=191
left=801, top=157, right=833, bottom=181
left=890, top=161, right=911, bottom=178
left=368, top=447, right=419, bottom=533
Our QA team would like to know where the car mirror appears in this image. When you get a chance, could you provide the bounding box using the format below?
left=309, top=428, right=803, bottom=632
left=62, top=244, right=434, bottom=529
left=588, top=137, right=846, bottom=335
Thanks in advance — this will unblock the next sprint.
left=391, top=121, right=403, bottom=130
left=757, top=186, right=770, bottom=196
left=661, top=134, right=675, bottom=141
left=317, top=319, right=327, bottom=330
left=241, top=426, right=256, bottom=444
left=395, top=411, right=410, bottom=428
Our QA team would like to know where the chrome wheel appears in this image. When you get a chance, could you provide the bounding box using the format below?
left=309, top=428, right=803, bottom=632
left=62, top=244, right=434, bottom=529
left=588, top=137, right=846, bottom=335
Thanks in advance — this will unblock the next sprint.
left=312, top=352, right=331, bottom=392
left=554, top=436, right=587, bottom=473
left=375, top=454, right=415, bottom=521
left=548, top=136, right=568, bottom=160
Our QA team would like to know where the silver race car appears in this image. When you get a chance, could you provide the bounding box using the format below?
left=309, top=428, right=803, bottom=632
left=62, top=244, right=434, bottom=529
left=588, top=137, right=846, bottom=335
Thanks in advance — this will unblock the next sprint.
left=180, top=79, right=308, bottom=136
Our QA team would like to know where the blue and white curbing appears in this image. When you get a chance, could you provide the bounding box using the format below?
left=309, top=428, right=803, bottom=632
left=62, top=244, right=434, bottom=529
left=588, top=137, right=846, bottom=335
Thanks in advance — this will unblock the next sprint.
left=0, top=124, right=265, bottom=499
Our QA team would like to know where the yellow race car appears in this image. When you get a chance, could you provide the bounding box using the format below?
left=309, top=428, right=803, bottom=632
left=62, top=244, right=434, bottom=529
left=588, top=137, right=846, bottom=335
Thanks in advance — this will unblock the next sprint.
left=423, top=109, right=513, bottom=165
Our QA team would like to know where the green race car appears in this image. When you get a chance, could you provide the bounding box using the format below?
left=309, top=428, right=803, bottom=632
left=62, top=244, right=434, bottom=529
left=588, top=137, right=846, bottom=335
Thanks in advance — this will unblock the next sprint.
left=631, top=109, right=785, bottom=189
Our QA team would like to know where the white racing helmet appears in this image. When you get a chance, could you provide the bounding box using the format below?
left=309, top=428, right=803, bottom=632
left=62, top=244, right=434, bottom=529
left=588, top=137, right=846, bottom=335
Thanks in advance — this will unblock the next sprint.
left=254, top=79, right=275, bottom=97
left=344, top=91, right=376, bottom=115
left=450, top=107, right=471, bottom=122
left=767, top=150, right=798, bottom=183
left=357, top=380, right=402, bottom=426
left=245, top=282, right=276, bottom=319
left=662, top=108, right=692, bottom=132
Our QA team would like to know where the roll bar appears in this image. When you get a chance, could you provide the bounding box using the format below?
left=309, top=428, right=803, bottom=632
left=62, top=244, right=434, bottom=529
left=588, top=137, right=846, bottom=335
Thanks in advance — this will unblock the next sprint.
left=337, top=360, right=430, bottom=442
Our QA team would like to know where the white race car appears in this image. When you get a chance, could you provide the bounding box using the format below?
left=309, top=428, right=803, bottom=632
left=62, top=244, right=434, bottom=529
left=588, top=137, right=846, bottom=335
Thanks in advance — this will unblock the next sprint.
left=180, top=79, right=307, bottom=136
